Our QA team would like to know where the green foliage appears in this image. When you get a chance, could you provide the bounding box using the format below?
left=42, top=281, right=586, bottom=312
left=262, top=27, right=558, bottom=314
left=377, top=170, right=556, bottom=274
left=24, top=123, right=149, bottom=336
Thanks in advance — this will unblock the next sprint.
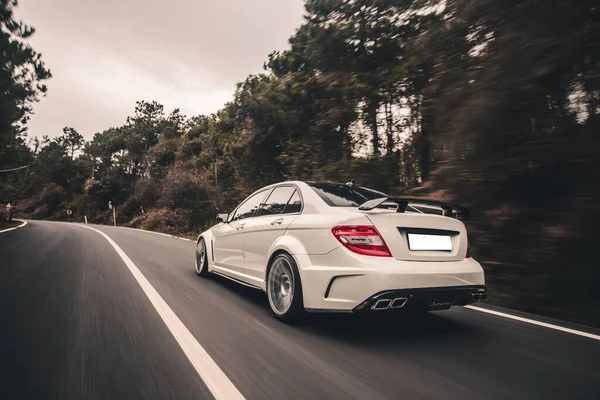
left=0, top=0, right=51, bottom=169
left=87, top=177, right=130, bottom=210
left=127, top=208, right=189, bottom=236
left=30, top=140, right=72, bottom=191
left=58, top=127, right=84, bottom=159
left=22, top=182, right=65, bottom=219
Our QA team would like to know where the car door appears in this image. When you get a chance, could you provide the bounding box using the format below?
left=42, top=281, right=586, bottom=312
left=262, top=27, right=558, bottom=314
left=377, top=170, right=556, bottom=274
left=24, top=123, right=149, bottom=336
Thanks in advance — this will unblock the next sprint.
left=212, top=189, right=269, bottom=274
left=242, top=186, right=303, bottom=280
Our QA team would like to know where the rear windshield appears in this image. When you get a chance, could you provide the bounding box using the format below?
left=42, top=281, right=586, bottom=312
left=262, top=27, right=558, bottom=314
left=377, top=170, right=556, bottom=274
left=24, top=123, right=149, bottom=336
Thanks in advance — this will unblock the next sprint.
left=308, top=182, right=387, bottom=207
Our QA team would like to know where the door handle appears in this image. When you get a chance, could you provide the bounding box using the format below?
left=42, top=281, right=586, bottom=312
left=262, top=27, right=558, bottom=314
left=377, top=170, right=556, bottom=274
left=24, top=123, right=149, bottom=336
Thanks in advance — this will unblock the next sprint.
left=270, top=218, right=284, bottom=226
left=236, top=223, right=245, bottom=230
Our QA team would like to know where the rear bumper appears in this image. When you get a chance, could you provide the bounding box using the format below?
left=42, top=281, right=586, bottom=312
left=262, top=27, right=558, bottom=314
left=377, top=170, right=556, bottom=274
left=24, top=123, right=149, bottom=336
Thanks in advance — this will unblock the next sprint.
left=296, top=247, right=486, bottom=312
left=353, top=285, right=487, bottom=312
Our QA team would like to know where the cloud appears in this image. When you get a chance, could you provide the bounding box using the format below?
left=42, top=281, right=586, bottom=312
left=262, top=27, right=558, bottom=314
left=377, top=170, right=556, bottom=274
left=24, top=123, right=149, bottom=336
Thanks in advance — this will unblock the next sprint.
left=14, top=0, right=305, bottom=139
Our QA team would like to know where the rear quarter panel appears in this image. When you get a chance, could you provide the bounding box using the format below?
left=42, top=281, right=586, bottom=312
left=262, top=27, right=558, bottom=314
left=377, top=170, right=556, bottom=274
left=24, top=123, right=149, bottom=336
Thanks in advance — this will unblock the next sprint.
left=280, top=214, right=372, bottom=256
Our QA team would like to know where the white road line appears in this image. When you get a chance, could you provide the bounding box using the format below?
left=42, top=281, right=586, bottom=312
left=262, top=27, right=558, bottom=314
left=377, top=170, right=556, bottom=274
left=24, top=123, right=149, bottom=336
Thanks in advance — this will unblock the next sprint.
left=121, top=226, right=177, bottom=238
left=78, top=224, right=245, bottom=400
left=120, top=226, right=195, bottom=242
left=0, top=220, right=27, bottom=234
left=465, top=305, right=600, bottom=341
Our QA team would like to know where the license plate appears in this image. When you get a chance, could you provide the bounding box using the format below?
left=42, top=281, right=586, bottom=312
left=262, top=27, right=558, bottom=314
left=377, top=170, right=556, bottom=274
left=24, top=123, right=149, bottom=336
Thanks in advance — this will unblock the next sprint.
left=407, top=233, right=452, bottom=251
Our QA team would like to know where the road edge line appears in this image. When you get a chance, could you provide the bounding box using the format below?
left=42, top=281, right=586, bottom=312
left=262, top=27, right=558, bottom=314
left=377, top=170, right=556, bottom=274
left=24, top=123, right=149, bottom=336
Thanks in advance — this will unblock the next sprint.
left=119, top=226, right=194, bottom=242
left=77, top=224, right=245, bottom=400
left=0, top=219, right=27, bottom=234
left=465, top=305, right=600, bottom=341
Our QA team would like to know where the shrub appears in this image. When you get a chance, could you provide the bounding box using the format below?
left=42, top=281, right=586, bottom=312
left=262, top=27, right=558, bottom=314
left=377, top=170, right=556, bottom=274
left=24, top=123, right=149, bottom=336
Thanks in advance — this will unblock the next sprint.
left=126, top=208, right=188, bottom=235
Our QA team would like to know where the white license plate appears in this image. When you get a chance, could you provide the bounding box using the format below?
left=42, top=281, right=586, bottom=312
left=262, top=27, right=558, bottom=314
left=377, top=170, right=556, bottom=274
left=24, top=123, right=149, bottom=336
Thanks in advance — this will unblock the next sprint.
left=407, top=233, right=452, bottom=251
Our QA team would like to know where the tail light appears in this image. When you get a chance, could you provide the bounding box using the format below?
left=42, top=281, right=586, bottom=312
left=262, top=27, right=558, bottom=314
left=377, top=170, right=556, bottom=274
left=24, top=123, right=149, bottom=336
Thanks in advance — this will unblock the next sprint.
left=331, top=225, right=392, bottom=257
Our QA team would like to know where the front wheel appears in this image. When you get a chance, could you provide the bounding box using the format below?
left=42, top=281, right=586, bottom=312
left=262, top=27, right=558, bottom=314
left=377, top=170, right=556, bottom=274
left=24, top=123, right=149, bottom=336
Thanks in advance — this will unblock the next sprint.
left=267, top=253, right=305, bottom=322
left=195, top=238, right=210, bottom=277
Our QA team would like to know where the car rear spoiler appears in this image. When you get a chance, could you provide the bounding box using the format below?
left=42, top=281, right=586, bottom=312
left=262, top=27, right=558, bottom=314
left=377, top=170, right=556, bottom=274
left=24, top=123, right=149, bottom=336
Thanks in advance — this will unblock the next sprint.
left=358, top=197, right=471, bottom=221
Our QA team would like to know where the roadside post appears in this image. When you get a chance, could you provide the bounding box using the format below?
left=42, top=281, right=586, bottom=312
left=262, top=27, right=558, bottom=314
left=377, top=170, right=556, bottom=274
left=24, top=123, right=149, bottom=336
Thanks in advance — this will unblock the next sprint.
left=66, top=209, right=72, bottom=222
left=108, top=201, right=116, bottom=226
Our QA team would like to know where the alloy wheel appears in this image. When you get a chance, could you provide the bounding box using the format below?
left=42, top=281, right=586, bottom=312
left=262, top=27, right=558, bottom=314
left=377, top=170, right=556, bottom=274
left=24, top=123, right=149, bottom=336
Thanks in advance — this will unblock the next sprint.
left=268, top=256, right=295, bottom=315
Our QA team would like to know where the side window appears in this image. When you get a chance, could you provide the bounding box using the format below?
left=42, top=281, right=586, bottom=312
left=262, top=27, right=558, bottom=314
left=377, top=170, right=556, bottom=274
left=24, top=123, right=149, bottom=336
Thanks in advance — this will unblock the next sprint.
left=283, top=190, right=302, bottom=214
left=257, top=186, right=295, bottom=216
left=231, top=191, right=268, bottom=221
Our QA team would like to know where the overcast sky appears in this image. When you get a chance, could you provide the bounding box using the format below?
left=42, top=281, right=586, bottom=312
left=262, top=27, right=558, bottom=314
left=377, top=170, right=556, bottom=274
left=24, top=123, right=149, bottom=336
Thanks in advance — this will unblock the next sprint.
left=15, top=0, right=305, bottom=140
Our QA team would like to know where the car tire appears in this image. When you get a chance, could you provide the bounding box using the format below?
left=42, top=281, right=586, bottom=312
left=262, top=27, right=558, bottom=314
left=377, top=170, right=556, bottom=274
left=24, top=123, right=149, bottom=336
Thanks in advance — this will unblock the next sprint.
left=195, top=238, right=210, bottom=277
left=267, top=253, right=305, bottom=322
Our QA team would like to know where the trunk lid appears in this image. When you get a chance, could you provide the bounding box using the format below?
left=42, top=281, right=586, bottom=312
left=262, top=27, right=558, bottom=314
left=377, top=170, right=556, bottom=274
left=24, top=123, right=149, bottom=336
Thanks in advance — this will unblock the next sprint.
left=361, top=210, right=468, bottom=261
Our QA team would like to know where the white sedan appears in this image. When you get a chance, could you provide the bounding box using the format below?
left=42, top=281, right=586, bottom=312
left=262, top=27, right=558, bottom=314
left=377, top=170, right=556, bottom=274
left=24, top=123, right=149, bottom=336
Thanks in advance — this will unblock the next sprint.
left=195, top=181, right=486, bottom=321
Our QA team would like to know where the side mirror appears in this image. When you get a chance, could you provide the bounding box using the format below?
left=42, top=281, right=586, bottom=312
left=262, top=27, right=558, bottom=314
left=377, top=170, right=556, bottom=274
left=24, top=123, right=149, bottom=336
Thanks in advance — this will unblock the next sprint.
left=216, top=213, right=229, bottom=223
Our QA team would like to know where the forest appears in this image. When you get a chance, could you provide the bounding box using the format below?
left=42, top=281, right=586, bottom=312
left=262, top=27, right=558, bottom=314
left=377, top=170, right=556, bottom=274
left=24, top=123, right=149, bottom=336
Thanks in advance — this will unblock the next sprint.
left=1, top=0, right=599, bottom=326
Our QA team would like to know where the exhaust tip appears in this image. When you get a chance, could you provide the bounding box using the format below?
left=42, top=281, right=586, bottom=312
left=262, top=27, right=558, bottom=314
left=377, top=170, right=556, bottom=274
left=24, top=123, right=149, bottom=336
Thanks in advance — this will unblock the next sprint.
left=372, top=299, right=392, bottom=310
left=390, top=297, right=408, bottom=308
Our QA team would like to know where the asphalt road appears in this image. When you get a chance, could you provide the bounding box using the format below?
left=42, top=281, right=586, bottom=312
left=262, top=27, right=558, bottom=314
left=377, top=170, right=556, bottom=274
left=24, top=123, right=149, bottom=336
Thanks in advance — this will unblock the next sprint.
left=1, top=220, right=599, bottom=400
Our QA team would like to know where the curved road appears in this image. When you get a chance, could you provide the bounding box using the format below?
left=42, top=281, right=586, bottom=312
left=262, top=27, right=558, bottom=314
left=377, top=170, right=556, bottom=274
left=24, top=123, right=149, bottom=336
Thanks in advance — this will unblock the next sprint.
left=1, top=220, right=599, bottom=399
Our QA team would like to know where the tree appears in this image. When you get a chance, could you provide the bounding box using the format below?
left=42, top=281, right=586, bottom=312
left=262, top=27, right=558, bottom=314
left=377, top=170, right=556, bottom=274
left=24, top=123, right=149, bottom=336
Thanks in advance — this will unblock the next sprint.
left=162, top=109, right=186, bottom=139
left=126, top=100, right=165, bottom=152
left=0, top=0, right=51, bottom=169
left=85, top=128, right=125, bottom=180
left=124, top=100, right=167, bottom=178
left=29, top=139, right=71, bottom=193
left=59, top=127, right=84, bottom=159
